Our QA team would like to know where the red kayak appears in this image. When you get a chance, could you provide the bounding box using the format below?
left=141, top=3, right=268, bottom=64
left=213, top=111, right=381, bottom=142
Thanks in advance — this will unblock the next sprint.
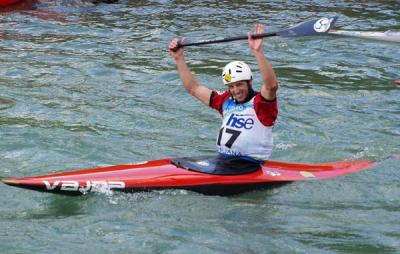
left=0, top=0, right=37, bottom=11
left=0, top=0, right=23, bottom=7
left=2, top=154, right=399, bottom=196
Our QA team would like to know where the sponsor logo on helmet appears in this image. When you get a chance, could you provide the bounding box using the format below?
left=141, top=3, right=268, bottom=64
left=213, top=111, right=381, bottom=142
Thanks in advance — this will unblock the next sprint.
left=224, top=73, right=232, bottom=83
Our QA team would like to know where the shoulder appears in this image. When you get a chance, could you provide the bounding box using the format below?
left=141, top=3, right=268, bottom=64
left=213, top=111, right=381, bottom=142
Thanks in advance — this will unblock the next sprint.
left=253, top=93, right=278, bottom=126
left=210, top=90, right=231, bottom=114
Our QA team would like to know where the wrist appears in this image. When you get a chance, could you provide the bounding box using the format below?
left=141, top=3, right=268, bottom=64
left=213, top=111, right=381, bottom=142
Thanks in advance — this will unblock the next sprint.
left=252, top=48, right=264, bottom=56
left=173, top=53, right=185, bottom=61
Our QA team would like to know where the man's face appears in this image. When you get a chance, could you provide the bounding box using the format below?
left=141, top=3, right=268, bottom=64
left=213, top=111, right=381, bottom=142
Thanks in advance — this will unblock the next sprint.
left=227, top=81, right=250, bottom=103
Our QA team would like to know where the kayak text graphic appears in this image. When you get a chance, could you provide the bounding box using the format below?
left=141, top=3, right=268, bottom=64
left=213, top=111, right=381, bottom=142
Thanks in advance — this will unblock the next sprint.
left=43, top=180, right=126, bottom=193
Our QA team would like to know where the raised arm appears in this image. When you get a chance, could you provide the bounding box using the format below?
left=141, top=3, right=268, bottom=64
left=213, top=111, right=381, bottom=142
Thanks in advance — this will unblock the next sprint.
left=248, top=25, right=278, bottom=101
left=168, top=39, right=212, bottom=106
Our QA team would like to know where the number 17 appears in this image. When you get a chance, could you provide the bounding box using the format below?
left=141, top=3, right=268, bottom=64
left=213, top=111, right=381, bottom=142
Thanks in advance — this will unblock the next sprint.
left=217, top=128, right=241, bottom=148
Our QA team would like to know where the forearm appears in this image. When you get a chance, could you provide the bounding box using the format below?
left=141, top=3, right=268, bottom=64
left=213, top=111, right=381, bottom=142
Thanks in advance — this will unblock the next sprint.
left=174, top=56, right=212, bottom=105
left=253, top=50, right=278, bottom=91
left=175, top=57, right=200, bottom=96
left=248, top=24, right=278, bottom=100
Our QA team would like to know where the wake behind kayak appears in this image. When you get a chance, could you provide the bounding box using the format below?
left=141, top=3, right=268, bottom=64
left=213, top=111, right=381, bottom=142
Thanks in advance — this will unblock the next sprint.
left=2, top=154, right=399, bottom=196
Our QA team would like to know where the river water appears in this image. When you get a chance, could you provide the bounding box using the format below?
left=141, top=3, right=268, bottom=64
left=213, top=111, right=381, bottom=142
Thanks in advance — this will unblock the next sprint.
left=1, top=1, right=399, bottom=253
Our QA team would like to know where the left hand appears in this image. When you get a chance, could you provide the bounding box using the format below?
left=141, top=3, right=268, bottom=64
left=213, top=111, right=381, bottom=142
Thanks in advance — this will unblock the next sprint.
left=248, top=24, right=264, bottom=52
left=168, top=38, right=185, bottom=61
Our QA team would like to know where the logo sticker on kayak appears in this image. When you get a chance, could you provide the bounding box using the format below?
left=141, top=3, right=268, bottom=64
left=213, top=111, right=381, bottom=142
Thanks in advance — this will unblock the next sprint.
left=43, top=180, right=125, bottom=193
left=263, top=169, right=281, bottom=177
left=300, top=171, right=315, bottom=178
left=313, top=18, right=333, bottom=33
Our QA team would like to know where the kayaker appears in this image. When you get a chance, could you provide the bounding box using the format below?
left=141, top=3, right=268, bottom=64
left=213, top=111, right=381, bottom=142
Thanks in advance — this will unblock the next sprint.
left=168, top=24, right=278, bottom=162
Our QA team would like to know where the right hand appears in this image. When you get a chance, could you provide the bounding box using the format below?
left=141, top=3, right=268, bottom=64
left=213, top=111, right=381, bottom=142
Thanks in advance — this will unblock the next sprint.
left=168, top=38, right=185, bottom=60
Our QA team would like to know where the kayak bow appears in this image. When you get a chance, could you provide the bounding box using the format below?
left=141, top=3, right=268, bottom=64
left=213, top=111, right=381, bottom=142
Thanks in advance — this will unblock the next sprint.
left=2, top=154, right=398, bottom=196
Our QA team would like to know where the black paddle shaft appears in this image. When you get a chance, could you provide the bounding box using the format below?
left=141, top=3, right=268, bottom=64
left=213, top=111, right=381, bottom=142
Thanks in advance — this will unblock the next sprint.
left=180, top=32, right=278, bottom=47
left=171, top=16, right=338, bottom=51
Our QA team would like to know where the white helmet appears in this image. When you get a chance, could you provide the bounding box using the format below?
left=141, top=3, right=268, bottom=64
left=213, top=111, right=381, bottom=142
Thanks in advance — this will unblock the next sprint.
left=222, top=61, right=252, bottom=85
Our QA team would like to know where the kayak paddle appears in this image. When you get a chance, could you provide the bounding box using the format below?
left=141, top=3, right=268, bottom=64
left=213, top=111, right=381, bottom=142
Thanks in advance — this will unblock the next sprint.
left=173, top=16, right=339, bottom=50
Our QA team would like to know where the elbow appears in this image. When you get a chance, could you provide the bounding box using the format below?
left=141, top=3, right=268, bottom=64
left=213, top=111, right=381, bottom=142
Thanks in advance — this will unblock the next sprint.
left=265, top=79, right=279, bottom=92
left=271, top=81, right=279, bottom=92
left=187, top=86, right=197, bottom=97
left=261, top=80, right=278, bottom=100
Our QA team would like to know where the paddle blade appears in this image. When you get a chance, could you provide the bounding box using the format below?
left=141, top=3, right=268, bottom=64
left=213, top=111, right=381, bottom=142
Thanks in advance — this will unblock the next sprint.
left=278, top=16, right=338, bottom=37
left=329, top=29, right=400, bottom=43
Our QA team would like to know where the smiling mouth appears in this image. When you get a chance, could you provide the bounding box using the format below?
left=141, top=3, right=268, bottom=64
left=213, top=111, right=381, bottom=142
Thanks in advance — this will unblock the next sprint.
left=234, top=94, right=245, bottom=102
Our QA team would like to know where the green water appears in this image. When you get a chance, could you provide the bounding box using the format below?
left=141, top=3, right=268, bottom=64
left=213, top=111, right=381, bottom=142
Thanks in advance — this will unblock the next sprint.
left=1, top=1, right=399, bottom=253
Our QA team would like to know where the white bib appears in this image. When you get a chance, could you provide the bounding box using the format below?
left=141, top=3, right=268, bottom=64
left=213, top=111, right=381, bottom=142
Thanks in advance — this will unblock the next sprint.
left=216, top=97, right=273, bottom=160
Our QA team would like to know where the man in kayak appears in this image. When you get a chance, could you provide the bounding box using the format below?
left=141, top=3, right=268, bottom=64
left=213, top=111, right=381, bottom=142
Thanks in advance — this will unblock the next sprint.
left=168, top=24, right=278, bottom=162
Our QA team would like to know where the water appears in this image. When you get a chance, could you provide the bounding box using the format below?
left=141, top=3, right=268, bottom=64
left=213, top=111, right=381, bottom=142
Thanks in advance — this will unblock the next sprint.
left=1, top=0, right=399, bottom=253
